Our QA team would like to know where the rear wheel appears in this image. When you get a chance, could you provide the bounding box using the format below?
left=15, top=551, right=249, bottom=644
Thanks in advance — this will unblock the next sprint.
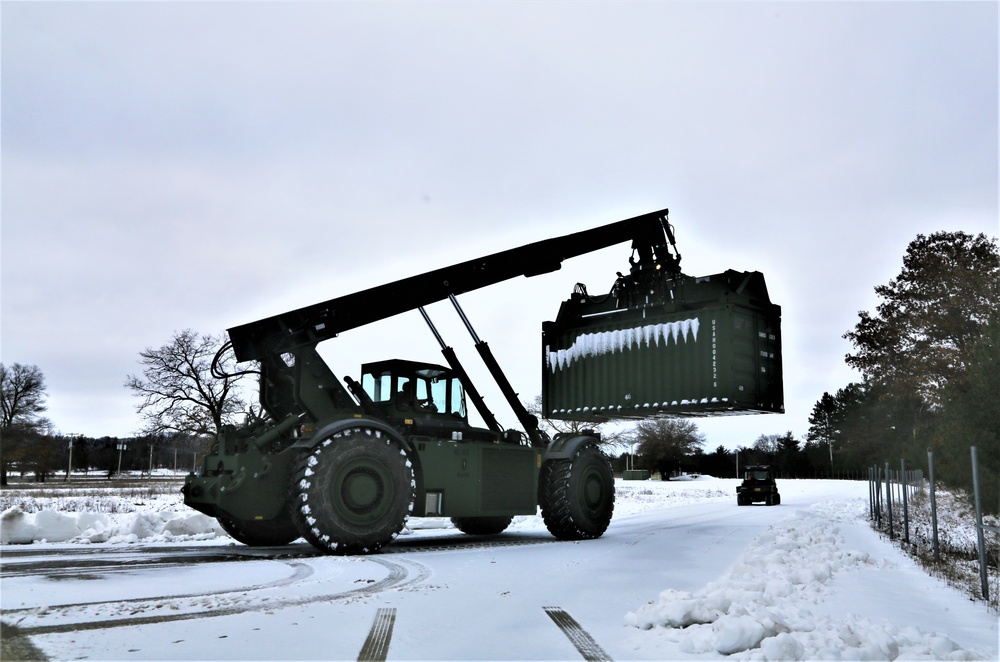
left=539, top=441, right=614, bottom=540
left=291, top=426, right=415, bottom=555
left=217, top=509, right=300, bottom=546
left=451, top=516, right=513, bottom=535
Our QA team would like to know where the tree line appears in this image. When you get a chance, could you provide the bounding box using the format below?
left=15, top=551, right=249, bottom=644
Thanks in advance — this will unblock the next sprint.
left=807, top=231, right=999, bottom=515
left=609, top=424, right=867, bottom=481
left=3, top=231, right=996, bottom=513
left=1, top=428, right=203, bottom=484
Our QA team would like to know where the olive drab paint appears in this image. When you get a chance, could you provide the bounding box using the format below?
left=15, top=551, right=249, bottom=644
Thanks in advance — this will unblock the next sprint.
left=542, top=270, right=782, bottom=420
left=182, top=209, right=783, bottom=556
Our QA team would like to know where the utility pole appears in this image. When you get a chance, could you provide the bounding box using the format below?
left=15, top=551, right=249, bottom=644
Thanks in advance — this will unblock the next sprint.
left=116, top=441, right=127, bottom=477
left=65, top=437, right=74, bottom=482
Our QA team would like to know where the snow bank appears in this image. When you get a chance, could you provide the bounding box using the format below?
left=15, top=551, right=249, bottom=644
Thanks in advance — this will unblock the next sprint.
left=0, top=506, right=224, bottom=544
left=624, top=499, right=986, bottom=660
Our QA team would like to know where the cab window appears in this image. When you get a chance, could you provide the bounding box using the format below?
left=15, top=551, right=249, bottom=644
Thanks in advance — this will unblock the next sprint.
left=449, top=378, right=467, bottom=418
left=362, top=371, right=394, bottom=403
left=361, top=366, right=467, bottom=419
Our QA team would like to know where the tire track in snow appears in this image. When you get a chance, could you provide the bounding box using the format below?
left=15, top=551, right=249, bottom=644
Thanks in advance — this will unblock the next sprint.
left=0, top=544, right=321, bottom=579
left=543, top=606, right=612, bottom=661
left=1, top=561, right=316, bottom=615
left=357, top=607, right=396, bottom=661
left=4, top=556, right=429, bottom=637
left=384, top=533, right=556, bottom=554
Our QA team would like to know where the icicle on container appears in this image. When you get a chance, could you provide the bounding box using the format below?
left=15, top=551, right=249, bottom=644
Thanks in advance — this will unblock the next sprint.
left=542, top=269, right=782, bottom=421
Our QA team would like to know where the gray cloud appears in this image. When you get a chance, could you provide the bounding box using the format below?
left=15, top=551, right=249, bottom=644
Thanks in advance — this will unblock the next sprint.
left=3, top=2, right=996, bottom=447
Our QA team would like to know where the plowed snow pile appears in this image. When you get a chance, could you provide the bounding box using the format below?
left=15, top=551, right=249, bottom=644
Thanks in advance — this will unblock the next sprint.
left=624, top=497, right=991, bottom=660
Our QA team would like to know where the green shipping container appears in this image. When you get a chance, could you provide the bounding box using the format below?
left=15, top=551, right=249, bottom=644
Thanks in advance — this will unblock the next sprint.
left=542, top=270, right=782, bottom=421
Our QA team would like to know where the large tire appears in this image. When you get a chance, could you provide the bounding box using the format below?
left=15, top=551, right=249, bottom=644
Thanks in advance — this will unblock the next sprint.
left=291, top=426, right=414, bottom=555
left=539, top=442, right=614, bottom=540
left=451, top=516, right=513, bottom=535
left=217, top=509, right=300, bottom=546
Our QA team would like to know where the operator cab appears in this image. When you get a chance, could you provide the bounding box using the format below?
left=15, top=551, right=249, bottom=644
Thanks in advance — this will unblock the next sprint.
left=360, top=360, right=468, bottom=422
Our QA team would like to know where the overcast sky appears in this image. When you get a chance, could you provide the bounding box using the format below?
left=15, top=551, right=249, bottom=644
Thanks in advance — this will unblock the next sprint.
left=3, top=1, right=997, bottom=451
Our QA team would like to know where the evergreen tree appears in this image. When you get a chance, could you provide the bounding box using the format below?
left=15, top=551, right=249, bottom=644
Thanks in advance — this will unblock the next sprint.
left=807, top=392, right=837, bottom=469
left=934, top=313, right=1000, bottom=515
left=844, top=231, right=999, bottom=406
left=776, top=432, right=802, bottom=478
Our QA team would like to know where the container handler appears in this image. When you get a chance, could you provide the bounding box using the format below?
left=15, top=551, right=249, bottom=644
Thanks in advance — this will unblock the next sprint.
left=182, top=209, right=782, bottom=554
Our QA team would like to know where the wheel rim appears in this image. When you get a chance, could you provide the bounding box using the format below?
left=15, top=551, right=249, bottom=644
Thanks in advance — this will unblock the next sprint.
left=581, top=465, right=606, bottom=513
left=333, top=458, right=393, bottom=526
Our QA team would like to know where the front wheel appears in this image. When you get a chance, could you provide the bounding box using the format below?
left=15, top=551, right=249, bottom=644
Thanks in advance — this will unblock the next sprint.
left=291, top=426, right=415, bottom=555
left=539, top=441, right=614, bottom=540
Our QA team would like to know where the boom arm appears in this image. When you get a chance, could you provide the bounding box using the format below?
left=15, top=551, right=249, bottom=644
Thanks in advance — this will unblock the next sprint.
left=229, top=208, right=676, bottom=362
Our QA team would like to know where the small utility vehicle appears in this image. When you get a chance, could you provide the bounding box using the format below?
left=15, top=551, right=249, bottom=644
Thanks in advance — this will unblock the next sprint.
left=737, top=465, right=780, bottom=506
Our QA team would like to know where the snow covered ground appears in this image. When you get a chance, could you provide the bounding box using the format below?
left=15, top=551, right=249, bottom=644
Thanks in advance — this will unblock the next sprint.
left=2, top=476, right=997, bottom=660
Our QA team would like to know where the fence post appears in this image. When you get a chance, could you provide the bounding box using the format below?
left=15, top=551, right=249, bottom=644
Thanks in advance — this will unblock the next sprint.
left=901, top=459, right=910, bottom=544
left=868, top=466, right=875, bottom=521
left=971, top=446, right=989, bottom=601
left=875, top=464, right=882, bottom=528
left=885, top=461, right=894, bottom=539
left=928, top=450, right=939, bottom=562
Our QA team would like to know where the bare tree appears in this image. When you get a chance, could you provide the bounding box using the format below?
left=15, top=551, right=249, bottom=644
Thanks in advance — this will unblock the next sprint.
left=751, top=433, right=781, bottom=457
left=124, top=330, right=254, bottom=440
left=1, top=363, right=48, bottom=429
left=1, top=363, right=51, bottom=485
left=525, top=394, right=629, bottom=448
left=632, top=417, right=705, bottom=480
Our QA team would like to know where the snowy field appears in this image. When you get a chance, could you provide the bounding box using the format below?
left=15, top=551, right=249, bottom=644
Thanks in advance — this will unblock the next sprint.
left=2, top=476, right=997, bottom=660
